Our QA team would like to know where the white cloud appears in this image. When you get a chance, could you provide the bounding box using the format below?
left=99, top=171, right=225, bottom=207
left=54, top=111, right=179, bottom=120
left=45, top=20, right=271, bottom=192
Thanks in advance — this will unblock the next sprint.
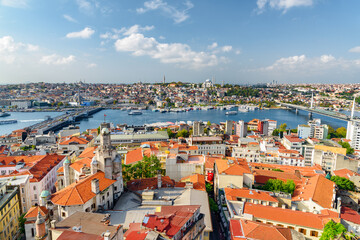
left=349, top=46, right=360, bottom=53
left=114, top=28, right=221, bottom=69
left=1, top=0, right=27, bottom=8
left=320, top=54, right=335, bottom=63
left=100, top=25, right=154, bottom=42
left=26, top=44, right=39, bottom=52
left=40, top=54, right=75, bottom=65
left=235, top=50, right=241, bottom=55
left=76, top=0, right=92, bottom=12
left=87, top=63, right=97, bottom=68
left=0, top=36, right=39, bottom=63
left=208, top=42, right=218, bottom=50
left=66, top=27, right=95, bottom=39
left=63, top=14, right=78, bottom=23
left=256, top=0, right=314, bottom=14
left=265, top=54, right=306, bottom=70
left=221, top=45, right=232, bottom=52
left=136, top=0, right=194, bottom=23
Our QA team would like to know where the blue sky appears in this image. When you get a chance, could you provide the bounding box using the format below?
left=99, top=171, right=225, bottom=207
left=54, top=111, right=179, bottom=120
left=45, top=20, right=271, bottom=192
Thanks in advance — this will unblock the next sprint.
left=1, top=0, right=360, bottom=84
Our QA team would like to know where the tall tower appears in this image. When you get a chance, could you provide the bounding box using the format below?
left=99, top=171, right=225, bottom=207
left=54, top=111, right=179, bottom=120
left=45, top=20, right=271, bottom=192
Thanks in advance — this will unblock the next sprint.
left=35, top=212, right=47, bottom=240
left=94, top=123, right=123, bottom=199
left=351, top=97, right=356, bottom=120
left=163, top=75, right=165, bottom=84
left=310, top=92, right=314, bottom=109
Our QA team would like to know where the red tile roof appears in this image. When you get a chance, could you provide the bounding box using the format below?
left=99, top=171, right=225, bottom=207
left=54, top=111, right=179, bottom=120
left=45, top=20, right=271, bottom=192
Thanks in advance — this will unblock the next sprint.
left=341, top=207, right=360, bottom=225
left=57, top=230, right=103, bottom=240
left=254, top=169, right=302, bottom=185
left=59, top=136, right=90, bottom=145
left=25, top=206, right=48, bottom=219
left=51, top=171, right=116, bottom=206
left=78, top=146, right=97, bottom=158
left=292, top=175, right=335, bottom=209
left=70, top=157, right=92, bottom=172
left=225, top=188, right=278, bottom=203
left=142, top=205, right=200, bottom=238
left=333, top=168, right=360, bottom=179
left=175, top=174, right=206, bottom=191
left=243, top=203, right=339, bottom=230
left=230, top=219, right=293, bottom=240
left=125, top=148, right=143, bottom=165
left=127, top=176, right=175, bottom=191
left=215, top=158, right=251, bottom=176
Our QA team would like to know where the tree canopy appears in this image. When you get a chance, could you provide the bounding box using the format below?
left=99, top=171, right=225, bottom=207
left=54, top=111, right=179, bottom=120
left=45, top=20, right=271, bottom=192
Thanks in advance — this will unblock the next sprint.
left=122, top=155, right=162, bottom=183
left=330, top=176, right=355, bottom=191
left=338, top=141, right=354, bottom=155
left=261, top=179, right=296, bottom=195
left=320, top=220, right=356, bottom=240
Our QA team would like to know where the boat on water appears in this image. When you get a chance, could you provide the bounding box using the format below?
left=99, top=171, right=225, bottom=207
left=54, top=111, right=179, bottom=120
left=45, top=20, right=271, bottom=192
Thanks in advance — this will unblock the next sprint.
left=152, top=109, right=159, bottom=112
left=0, top=112, right=10, bottom=117
left=238, top=108, right=249, bottom=113
left=128, top=110, right=142, bottom=115
left=225, top=111, right=237, bottom=115
left=0, top=119, right=17, bottom=125
left=160, top=109, right=167, bottom=113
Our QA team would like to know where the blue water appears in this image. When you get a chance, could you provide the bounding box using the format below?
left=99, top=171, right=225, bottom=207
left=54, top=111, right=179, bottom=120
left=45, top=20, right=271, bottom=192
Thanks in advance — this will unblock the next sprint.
left=0, top=111, right=63, bottom=135
left=77, top=108, right=347, bottom=132
left=0, top=108, right=351, bottom=135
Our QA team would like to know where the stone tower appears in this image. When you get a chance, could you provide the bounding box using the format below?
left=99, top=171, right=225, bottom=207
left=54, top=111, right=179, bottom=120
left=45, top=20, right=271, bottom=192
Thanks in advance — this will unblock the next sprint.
left=35, top=212, right=47, bottom=240
left=93, top=123, right=123, bottom=199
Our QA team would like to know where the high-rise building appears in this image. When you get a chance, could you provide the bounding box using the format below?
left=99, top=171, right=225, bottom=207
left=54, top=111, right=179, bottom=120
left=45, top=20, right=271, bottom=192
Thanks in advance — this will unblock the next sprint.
left=235, top=120, right=247, bottom=137
left=193, top=121, right=204, bottom=136
left=225, top=120, right=233, bottom=135
left=346, top=98, right=360, bottom=150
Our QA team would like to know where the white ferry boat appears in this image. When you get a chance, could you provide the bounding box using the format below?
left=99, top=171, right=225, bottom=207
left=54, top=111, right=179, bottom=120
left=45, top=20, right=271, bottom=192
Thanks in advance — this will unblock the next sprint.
left=225, top=111, right=237, bottom=115
left=128, top=110, right=142, bottom=115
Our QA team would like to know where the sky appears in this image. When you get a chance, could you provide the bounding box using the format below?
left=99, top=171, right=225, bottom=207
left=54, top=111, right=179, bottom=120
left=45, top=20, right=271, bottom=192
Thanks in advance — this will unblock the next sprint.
left=1, top=0, right=360, bottom=84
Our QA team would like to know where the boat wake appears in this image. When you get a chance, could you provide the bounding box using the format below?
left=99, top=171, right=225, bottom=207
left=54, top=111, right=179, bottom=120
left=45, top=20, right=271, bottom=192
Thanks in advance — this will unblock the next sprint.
left=19, top=119, right=43, bottom=122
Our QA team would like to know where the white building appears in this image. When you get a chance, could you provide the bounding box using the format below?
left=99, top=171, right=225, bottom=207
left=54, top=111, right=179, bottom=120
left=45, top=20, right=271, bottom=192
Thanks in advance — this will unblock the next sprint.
left=347, top=120, right=360, bottom=150
left=235, top=120, right=247, bottom=138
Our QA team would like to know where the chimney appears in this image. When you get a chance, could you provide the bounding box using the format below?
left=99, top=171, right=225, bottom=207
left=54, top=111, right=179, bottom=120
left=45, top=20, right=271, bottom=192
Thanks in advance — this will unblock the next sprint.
left=50, top=220, right=56, bottom=229
left=91, top=178, right=100, bottom=194
left=185, top=181, right=193, bottom=189
left=104, top=231, right=111, bottom=240
left=157, top=171, right=162, bottom=189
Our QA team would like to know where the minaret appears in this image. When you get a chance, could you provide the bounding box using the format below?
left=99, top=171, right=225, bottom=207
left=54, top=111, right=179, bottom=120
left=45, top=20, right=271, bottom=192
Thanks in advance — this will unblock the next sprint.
left=310, top=92, right=314, bottom=109
left=35, top=212, right=47, bottom=240
left=351, top=97, right=356, bottom=120
left=63, top=159, right=70, bottom=188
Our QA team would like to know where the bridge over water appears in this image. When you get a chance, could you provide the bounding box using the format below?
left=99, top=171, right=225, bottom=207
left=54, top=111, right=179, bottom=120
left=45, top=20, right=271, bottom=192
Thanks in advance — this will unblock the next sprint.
left=278, top=102, right=350, bottom=121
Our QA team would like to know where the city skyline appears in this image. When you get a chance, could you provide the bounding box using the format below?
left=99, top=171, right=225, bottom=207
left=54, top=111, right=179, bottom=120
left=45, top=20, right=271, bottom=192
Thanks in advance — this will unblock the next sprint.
left=1, top=0, right=360, bottom=84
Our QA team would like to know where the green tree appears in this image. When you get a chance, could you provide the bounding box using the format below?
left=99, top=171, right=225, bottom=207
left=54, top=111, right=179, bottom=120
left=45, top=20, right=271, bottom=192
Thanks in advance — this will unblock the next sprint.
left=330, top=176, right=355, bottom=191
left=263, top=179, right=296, bottom=195
left=320, top=220, right=347, bottom=240
left=336, top=127, right=347, bottom=138
left=122, top=155, right=162, bottom=182
left=18, top=213, right=26, bottom=234
left=209, top=197, right=218, bottom=212
left=279, top=123, right=287, bottom=131
left=207, top=121, right=211, bottom=126
left=206, top=182, right=213, bottom=194
left=176, top=129, right=190, bottom=138
left=338, top=141, right=354, bottom=155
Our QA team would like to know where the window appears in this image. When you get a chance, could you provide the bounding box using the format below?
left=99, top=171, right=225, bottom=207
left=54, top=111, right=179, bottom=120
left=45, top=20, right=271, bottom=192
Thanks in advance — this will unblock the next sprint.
left=288, top=226, right=294, bottom=230
left=62, top=212, right=66, bottom=217
left=310, top=231, right=318, bottom=237
left=31, top=228, right=35, bottom=237
left=33, top=186, right=36, bottom=190
left=299, top=228, right=306, bottom=235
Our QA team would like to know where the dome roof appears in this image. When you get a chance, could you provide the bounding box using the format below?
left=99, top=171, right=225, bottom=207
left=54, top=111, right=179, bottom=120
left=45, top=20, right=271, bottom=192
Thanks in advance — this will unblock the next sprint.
left=64, top=159, right=71, bottom=164
left=40, top=190, right=50, bottom=198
